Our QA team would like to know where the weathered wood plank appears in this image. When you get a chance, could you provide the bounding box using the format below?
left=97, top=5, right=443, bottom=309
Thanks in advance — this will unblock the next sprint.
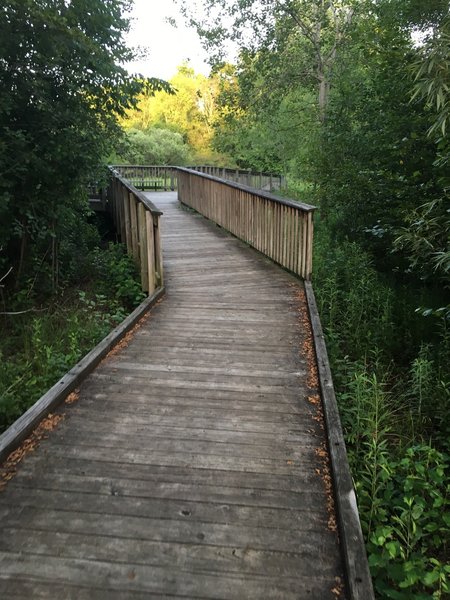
left=0, top=552, right=341, bottom=600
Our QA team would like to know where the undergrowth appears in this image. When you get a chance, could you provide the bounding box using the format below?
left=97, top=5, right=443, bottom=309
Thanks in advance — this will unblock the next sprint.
left=312, top=222, right=450, bottom=598
left=0, top=243, right=145, bottom=434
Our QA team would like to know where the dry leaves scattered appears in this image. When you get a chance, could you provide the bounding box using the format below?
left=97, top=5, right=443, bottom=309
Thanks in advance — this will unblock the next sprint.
left=102, top=305, right=156, bottom=361
left=292, top=284, right=339, bottom=535
left=331, top=576, right=345, bottom=598
left=293, top=286, right=319, bottom=389
left=316, top=442, right=338, bottom=533
left=65, top=390, right=80, bottom=405
left=0, top=411, right=64, bottom=491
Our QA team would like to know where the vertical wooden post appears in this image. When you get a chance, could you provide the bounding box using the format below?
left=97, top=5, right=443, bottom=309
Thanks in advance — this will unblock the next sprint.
left=123, top=187, right=132, bottom=254
left=302, top=213, right=308, bottom=279
left=145, top=211, right=156, bottom=294
left=129, top=193, right=140, bottom=264
left=306, top=212, right=314, bottom=280
left=154, top=216, right=164, bottom=286
left=138, top=203, right=149, bottom=292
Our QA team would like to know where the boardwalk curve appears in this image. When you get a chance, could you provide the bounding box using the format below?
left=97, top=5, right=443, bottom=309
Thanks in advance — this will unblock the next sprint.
left=0, top=192, right=346, bottom=599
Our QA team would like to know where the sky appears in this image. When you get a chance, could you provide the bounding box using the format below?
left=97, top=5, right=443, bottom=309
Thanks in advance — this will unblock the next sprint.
left=124, top=0, right=210, bottom=81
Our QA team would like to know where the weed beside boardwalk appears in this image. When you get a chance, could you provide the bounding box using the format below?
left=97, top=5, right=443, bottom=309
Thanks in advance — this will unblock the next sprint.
left=0, top=243, right=145, bottom=434
left=312, top=223, right=449, bottom=599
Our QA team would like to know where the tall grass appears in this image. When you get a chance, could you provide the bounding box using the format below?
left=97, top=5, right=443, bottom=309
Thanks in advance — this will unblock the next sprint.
left=312, top=221, right=450, bottom=598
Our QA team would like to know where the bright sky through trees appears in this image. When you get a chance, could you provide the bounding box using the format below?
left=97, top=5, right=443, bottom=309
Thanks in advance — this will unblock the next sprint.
left=124, top=0, right=209, bottom=79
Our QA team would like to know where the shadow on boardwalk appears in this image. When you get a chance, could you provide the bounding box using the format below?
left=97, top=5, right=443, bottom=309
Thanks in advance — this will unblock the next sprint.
left=0, top=192, right=345, bottom=599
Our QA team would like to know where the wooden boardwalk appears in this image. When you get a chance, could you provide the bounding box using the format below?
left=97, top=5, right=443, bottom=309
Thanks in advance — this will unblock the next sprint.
left=0, top=192, right=345, bottom=599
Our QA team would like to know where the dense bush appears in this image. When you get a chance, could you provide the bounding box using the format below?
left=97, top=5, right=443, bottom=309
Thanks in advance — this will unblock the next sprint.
left=116, top=127, right=192, bottom=165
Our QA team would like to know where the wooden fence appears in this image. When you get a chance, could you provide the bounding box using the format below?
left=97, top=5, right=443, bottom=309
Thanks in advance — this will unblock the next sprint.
left=112, top=165, right=285, bottom=193
left=113, top=165, right=177, bottom=191
left=188, top=166, right=286, bottom=192
left=177, top=167, right=315, bottom=280
left=107, top=168, right=164, bottom=294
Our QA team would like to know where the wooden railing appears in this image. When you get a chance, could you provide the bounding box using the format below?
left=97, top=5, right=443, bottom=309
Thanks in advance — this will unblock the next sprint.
left=188, top=166, right=286, bottom=192
left=113, top=165, right=177, bottom=191
left=177, top=167, right=315, bottom=280
left=112, top=165, right=285, bottom=193
left=107, top=168, right=164, bottom=293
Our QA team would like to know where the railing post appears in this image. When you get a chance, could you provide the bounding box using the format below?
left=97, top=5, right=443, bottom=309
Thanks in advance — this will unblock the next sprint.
left=306, top=212, right=314, bottom=281
left=123, top=187, right=132, bottom=254
left=137, top=203, right=149, bottom=292
left=154, top=216, right=164, bottom=287
left=145, top=211, right=156, bottom=294
left=129, top=193, right=140, bottom=264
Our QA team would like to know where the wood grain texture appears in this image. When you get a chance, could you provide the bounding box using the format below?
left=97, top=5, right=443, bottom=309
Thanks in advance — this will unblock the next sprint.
left=0, top=192, right=346, bottom=599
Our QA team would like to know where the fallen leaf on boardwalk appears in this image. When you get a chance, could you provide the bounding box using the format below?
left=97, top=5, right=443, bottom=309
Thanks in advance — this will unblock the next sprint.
left=103, top=311, right=152, bottom=361
left=331, top=576, right=345, bottom=597
left=308, top=394, right=320, bottom=405
left=65, top=389, right=80, bottom=404
left=0, top=412, right=64, bottom=491
left=286, top=460, right=294, bottom=465
left=315, top=443, right=338, bottom=532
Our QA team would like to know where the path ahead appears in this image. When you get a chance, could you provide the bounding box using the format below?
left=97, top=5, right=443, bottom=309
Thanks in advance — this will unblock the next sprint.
left=0, top=192, right=345, bottom=599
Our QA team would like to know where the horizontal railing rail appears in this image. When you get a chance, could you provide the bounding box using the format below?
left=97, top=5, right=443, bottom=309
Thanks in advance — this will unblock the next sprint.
left=107, top=167, right=164, bottom=294
left=112, top=165, right=178, bottom=191
left=188, top=166, right=286, bottom=192
left=177, top=167, right=315, bottom=280
left=111, top=165, right=285, bottom=193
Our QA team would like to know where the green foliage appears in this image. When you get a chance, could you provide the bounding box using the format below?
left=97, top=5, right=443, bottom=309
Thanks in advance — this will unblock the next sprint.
left=117, top=127, right=192, bottom=165
left=311, top=216, right=450, bottom=598
left=367, top=445, right=449, bottom=599
left=89, top=243, right=146, bottom=309
left=0, top=243, right=144, bottom=433
left=411, top=15, right=450, bottom=140
left=121, top=64, right=221, bottom=161
left=0, top=0, right=151, bottom=294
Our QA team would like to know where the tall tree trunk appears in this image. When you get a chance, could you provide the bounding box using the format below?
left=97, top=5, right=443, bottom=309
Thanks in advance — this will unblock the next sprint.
left=318, top=72, right=329, bottom=122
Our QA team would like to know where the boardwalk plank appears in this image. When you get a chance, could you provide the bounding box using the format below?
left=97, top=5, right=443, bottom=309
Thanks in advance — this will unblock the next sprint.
left=0, top=553, right=341, bottom=599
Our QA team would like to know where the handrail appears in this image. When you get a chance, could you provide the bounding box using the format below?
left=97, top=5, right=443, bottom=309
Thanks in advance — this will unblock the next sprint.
left=112, top=165, right=177, bottom=191
left=106, top=167, right=164, bottom=294
left=176, top=167, right=315, bottom=280
left=111, top=165, right=285, bottom=192
left=187, top=166, right=285, bottom=191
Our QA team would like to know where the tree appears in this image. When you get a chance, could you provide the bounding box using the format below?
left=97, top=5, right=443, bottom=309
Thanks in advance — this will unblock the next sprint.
left=175, top=0, right=357, bottom=120
left=395, top=13, right=450, bottom=290
left=121, top=64, right=218, bottom=158
left=0, top=0, right=164, bottom=295
left=116, top=128, right=192, bottom=165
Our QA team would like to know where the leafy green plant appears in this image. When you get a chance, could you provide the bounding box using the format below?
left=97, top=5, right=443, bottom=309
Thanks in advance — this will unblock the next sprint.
left=367, top=445, right=449, bottom=599
left=89, top=243, right=146, bottom=309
